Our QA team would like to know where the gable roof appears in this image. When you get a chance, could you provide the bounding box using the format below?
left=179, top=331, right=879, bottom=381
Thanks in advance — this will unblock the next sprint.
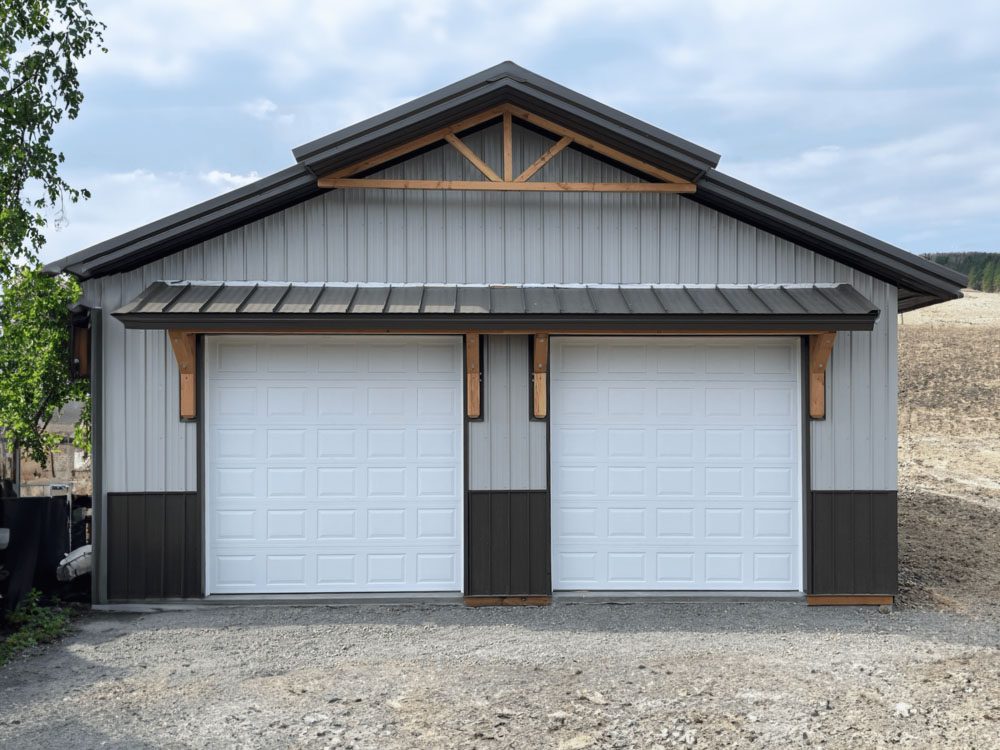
left=44, top=61, right=965, bottom=310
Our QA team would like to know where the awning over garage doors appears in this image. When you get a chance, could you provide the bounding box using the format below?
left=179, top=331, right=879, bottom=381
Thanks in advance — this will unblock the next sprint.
left=114, top=282, right=879, bottom=333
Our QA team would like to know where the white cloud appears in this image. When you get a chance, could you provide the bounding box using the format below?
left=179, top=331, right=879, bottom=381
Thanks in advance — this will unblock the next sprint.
left=200, top=170, right=260, bottom=189
left=241, top=98, right=295, bottom=126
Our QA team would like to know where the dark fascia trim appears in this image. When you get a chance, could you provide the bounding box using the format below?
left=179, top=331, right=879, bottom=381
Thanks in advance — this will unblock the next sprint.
left=693, top=170, right=967, bottom=302
left=291, top=61, right=720, bottom=180
left=43, top=165, right=320, bottom=280
left=112, top=312, right=878, bottom=333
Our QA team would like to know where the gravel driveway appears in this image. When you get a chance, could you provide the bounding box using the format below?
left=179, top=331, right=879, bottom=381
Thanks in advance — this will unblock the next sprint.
left=1, top=601, right=999, bottom=749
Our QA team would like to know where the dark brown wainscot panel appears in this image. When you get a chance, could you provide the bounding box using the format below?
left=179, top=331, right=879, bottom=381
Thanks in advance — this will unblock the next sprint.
left=809, top=491, right=897, bottom=596
left=107, top=492, right=202, bottom=600
left=466, top=490, right=550, bottom=598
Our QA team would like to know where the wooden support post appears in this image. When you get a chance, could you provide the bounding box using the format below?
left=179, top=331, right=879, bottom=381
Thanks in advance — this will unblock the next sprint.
left=168, top=330, right=197, bottom=421
left=465, top=333, right=481, bottom=419
left=808, top=332, right=836, bottom=420
left=532, top=333, right=549, bottom=419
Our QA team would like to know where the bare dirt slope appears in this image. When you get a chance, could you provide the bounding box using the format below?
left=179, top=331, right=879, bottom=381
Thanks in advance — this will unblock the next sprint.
left=897, top=290, right=1000, bottom=613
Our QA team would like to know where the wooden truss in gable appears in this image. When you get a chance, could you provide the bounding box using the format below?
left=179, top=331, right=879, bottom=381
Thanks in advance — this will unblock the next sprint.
left=316, top=104, right=697, bottom=193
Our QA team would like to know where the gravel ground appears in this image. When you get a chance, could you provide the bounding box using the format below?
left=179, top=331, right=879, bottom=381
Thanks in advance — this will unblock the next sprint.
left=2, top=601, right=1000, bottom=749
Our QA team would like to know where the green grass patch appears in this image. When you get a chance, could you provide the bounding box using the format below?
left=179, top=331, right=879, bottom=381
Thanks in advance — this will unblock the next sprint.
left=0, top=590, right=73, bottom=666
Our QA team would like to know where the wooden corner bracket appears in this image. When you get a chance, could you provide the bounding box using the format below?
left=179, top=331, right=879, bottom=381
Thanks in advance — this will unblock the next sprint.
left=532, top=333, right=549, bottom=419
left=808, top=332, right=836, bottom=420
left=168, top=330, right=197, bottom=420
left=465, top=333, right=481, bottom=419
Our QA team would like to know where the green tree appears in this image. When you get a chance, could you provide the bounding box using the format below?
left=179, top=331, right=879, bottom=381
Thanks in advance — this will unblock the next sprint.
left=1, top=0, right=105, bottom=278
left=968, top=266, right=981, bottom=290
left=0, top=267, right=88, bottom=473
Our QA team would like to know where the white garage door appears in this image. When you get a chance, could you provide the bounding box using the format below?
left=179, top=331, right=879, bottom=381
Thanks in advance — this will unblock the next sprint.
left=205, top=335, right=463, bottom=594
left=551, top=337, right=801, bottom=591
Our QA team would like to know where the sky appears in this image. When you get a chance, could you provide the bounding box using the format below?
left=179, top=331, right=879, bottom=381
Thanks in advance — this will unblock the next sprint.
left=39, top=0, right=1000, bottom=264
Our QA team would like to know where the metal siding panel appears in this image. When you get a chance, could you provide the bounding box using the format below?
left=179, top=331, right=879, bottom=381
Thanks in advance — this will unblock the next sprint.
left=467, top=492, right=492, bottom=594
left=305, top=198, right=327, bottom=282
left=561, top=148, right=583, bottom=283
left=184, top=492, right=202, bottom=597
left=678, top=199, right=699, bottom=281
left=107, top=494, right=128, bottom=599
left=123, top=271, right=146, bottom=494
left=489, top=336, right=511, bottom=491
left=524, top=191, right=544, bottom=284
left=425, top=148, right=447, bottom=282
left=126, top=494, right=146, bottom=599
left=489, top=490, right=510, bottom=593
left=717, top=214, right=738, bottom=283
left=697, top=205, right=718, bottom=283
left=507, top=337, right=530, bottom=489
left=264, top=213, right=286, bottom=281
left=203, top=237, right=225, bottom=280
left=285, top=202, right=307, bottom=282
left=224, top=227, right=245, bottom=281
left=366, top=185, right=388, bottom=282
left=244, top=220, right=265, bottom=280
left=163, top=495, right=186, bottom=598
left=660, top=194, right=681, bottom=282
left=528, top=419, right=547, bottom=491
left=325, top=192, right=348, bottom=282
left=345, top=189, right=367, bottom=280
left=143, top=493, right=165, bottom=597
left=509, top=491, right=530, bottom=594
left=144, top=330, right=166, bottom=491
left=529, top=491, right=551, bottom=594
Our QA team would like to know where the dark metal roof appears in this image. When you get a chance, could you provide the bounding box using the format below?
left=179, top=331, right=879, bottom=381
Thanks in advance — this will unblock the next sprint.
left=41, top=61, right=966, bottom=312
left=113, top=282, right=879, bottom=332
left=292, top=61, right=721, bottom=181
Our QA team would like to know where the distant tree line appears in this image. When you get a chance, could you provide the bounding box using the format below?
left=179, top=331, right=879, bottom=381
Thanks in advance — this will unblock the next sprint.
left=923, top=252, right=1000, bottom=292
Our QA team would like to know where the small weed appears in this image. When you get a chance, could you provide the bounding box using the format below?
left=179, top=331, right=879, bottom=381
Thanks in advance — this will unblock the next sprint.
left=0, top=590, right=73, bottom=666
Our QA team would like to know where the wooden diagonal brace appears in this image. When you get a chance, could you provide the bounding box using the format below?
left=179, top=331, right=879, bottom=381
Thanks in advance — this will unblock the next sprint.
left=168, top=330, right=197, bottom=421
left=808, top=332, right=836, bottom=419
left=465, top=333, right=481, bottom=419
left=532, top=333, right=549, bottom=419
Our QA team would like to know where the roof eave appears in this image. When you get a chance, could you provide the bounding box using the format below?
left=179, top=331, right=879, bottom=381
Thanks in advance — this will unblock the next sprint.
left=692, top=170, right=967, bottom=305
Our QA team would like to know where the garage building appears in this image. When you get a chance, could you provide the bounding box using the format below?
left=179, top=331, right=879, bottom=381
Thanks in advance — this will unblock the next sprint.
left=46, top=63, right=966, bottom=605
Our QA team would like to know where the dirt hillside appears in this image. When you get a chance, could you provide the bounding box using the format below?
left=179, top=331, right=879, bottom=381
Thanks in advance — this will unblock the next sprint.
left=897, top=290, right=1000, bottom=614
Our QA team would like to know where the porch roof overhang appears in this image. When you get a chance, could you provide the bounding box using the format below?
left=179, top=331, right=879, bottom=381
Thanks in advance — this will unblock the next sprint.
left=112, top=282, right=879, bottom=333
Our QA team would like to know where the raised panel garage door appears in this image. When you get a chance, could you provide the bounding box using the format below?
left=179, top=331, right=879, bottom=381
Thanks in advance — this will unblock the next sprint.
left=551, top=337, right=801, bottom=591
left=205, top=335, right=463, bottom=594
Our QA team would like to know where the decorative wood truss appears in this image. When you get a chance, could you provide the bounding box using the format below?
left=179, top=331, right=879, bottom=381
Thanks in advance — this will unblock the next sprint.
left=316, top=104, right=697, bottom=194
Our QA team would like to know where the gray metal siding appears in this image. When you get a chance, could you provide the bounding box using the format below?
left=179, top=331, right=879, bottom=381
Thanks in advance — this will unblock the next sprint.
left=468, top=336, right=547, bottom=491
left=84, top=121, right=898, bottom=494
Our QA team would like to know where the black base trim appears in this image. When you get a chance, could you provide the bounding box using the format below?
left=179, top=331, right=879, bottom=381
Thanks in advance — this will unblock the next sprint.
left=808, top=491, right=897, bottom=595
left=107, top=492, right=202, bottom=600
left=466, top=490, right=551, bottom=596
